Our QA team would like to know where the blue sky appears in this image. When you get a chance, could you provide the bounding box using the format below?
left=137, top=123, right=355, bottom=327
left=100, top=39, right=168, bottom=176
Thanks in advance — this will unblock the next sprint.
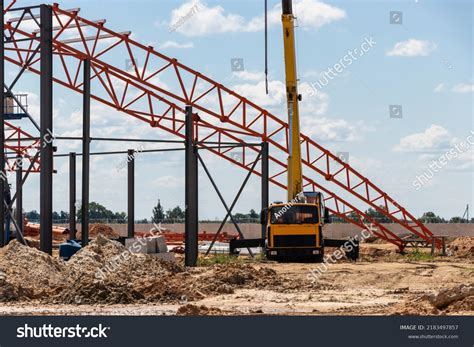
left=5, top=0, right=473, bottom=220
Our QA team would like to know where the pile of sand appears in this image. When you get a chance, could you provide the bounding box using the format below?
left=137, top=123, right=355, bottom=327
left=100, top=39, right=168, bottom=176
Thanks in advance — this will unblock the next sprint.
left=0, top=241, right=67, bottom=301
left=448, top=237, right=474, bottom=259
left=392, top=283, right=474, bottom=315
left=55, top=235, right=189, bottom=304
left=77, top=224, right=119, bottom=240
left=0, top=236, right=306, bottom=305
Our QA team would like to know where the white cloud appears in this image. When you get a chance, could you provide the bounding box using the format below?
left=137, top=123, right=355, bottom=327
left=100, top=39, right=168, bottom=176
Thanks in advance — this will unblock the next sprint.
left=386, top=39, right=437, bottom=57
left=434, top=82, right=473, bottom=94
left=232, top=70, right=265, bottom=81
left=163, top=0, right=345, bottom=37
left=434, top=83, right=446, bottom=93
left=301, top=117, right=366, bottom=142
left=286, top=0, right=346, bottom=29
left=232, top=80, right=287, bottom=108
left=452, top=83, right=474, bottom=93
left=159, top=41, right=194, bottom=49
left=394, top=125, right=453, bottom=152
left=153, top=175, right=184, bottom=188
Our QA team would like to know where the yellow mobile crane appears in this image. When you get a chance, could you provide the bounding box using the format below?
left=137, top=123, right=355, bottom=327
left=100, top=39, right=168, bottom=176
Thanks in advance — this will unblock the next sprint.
left=260, top=0, right=358, bottom=261
left=231, top=0, right=358, bottom=261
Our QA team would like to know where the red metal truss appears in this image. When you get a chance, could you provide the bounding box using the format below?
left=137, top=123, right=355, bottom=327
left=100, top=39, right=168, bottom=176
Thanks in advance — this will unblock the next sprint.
left=3, top=3, right=437, bottom=248
left=4, top=121, right=41, bottom=172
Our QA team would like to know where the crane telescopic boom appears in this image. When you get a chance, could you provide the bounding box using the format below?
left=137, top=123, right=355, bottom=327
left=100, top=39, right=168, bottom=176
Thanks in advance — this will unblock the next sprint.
left=281, top=0, right=303, bottom=201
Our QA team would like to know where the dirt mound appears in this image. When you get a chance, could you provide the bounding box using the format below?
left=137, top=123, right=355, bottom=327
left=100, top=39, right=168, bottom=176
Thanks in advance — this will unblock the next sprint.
left=196, top=263, right=289, bottom=295
left=392, top=283, right=474, bottom=315
left=0, top=241, right=66, bottom=301
left=448, top=237, right=474, bottom=259
left=359, top=246, right=397, bottom=261
left=0, top=236, right=309, bottom=305
left=176, top=304, right=223, bottom=316
left=55, top=235, right=189, bottom=304
left=77, top=224, right=119, bottom=240
left=428, top=283, right=474, bottom=309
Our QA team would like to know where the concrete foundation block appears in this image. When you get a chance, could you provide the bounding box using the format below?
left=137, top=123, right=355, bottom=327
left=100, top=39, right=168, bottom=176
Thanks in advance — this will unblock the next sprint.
left=153, top=235, right=168, bottom=253
left=125, top=237, right=156, bottom=254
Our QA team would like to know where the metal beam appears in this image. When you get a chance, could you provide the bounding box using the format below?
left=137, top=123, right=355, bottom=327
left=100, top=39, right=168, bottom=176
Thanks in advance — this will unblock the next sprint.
left=69, top=152, right=76, bottom=240
left=127, top=149, right=134, bottom=238
left=81, top=59, right=91, bottom=246
left=15, top=154, right=23, bottom=240
left=0, top=0, right=5, bottom=247
left=185, top=106, right=198, bottom=267
left=261, top=141, right=269, bottom=241
left=39, top=4, right=53, bottom=255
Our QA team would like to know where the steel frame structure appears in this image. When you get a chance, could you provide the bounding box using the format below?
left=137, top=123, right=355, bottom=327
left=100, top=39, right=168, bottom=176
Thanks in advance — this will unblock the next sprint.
left=1, top=2, right=440, bottom=252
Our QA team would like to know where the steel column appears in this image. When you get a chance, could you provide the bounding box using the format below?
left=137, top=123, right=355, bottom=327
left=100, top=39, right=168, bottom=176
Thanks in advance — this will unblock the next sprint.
left=81, top=59, right=91, bottom=246
left=261, top=142, right=269, bottom=241
left=0, top=0, right=5, bottom=247
left=39, top=4, right=53, bottom=254
left=69, top=152, right=76, bottom=240
left=127, top=149, right=134, bottom=238
left=15, top=154, right=23, bottom=240
left=185, top=106, right=198, bottom=267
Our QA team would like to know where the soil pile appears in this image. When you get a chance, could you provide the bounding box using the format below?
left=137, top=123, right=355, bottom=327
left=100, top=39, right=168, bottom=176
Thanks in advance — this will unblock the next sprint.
left=0, top=236, right=308, bottom=305
left=392, top=283, right=474, bottom=315
left=359, top=246, right=398, bottom=261
left=56, top=235, right=187, bottom=304
left=77, top=224, right=119, bottom=240
left=448, top=237, right=474, bottom=259
left=198, top=263, right=284, bottom=295
left=0, top=241, right=66, bottom=301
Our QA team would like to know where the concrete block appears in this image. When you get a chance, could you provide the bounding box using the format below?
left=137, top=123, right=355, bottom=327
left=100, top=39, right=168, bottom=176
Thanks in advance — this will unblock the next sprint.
left=153, top=235, right=168, bottom=253
left=150, top=252, right=176, bottom=263
left=125, top=237, right=156, bottom=254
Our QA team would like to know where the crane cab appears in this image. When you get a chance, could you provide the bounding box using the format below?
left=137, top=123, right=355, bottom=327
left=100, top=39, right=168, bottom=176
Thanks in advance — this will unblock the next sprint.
left=261, top=192, right=327, bottom=261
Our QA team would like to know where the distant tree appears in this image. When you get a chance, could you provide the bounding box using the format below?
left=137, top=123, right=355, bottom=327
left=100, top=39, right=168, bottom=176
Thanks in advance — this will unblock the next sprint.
left=249, top=209, right=259, bottom=219
left=77, top=201, right=126, bottom=222
left=165, top=206, right=185, bottom=220
left=419, top=211, right=446, bottom=223
left=449, top=216, right=468, bottom=223
left=364, top=206, right=392, bottom=223
left=26, top=210, right=40, bottom=221
left=151, top=199, right=165, bottom=223
left=233, top=213, right=248, bottom=220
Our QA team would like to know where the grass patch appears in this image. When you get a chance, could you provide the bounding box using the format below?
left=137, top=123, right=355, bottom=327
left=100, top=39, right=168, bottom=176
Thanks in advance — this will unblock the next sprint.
left=406, top=248, right=435, bottom=261
left=197, top=252, right=265, bottom=267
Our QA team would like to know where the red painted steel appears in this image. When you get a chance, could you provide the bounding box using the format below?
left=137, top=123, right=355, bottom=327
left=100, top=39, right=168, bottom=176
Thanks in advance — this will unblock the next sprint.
left=2, top=3, right=439, bottom=249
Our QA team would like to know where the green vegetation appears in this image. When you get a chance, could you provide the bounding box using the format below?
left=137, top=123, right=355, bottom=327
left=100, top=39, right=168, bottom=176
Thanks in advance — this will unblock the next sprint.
left=197, top=254, right=244, bottom=266
left=406, top=249, right=435, bottom=262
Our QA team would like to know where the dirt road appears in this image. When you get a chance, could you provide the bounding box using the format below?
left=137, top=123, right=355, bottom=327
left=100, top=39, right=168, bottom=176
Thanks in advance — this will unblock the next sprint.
left=0, top=258, right=472, bottom=316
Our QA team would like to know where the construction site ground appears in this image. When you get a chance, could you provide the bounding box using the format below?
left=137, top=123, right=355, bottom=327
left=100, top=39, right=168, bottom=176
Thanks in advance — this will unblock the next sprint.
left=0, top=235, right=472, bottom=316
